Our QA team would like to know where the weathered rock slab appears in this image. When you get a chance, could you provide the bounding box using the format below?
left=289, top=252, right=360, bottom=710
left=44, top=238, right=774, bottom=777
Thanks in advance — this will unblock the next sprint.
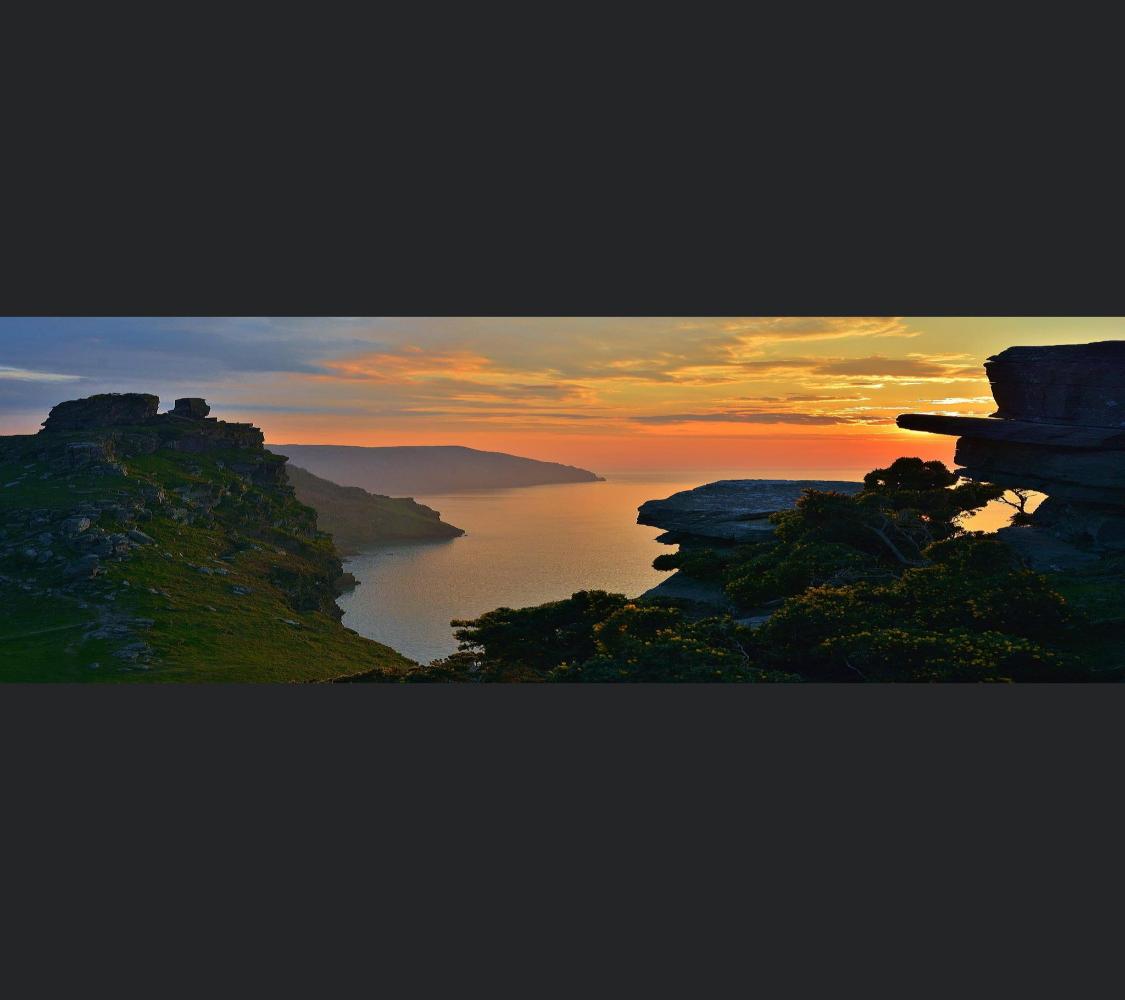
left=639, top=574, right=734, bottom=608
left=637, top=479, right=862, bottom=542
left=42, top=393, right=159, bottom=431
left=171, top=397, right=211, bottom=419
left=955, top=438, right=1125, bottom=504
left=1029, top=497, right=1125, bottom=551
left=984, top=342, right=1125, bottom=427
left=897, top=413, right=1125, bottom=449
left=996, top=527, right=1101, bottom=572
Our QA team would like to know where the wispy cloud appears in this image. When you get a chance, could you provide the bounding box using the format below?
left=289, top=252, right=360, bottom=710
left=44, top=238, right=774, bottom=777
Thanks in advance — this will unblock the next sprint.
left=631, top=411, right=861, bottom=426
left=0, top=365, right=83, bottom=382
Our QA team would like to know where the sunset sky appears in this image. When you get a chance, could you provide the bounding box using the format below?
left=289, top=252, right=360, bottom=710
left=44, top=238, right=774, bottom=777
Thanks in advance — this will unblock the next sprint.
left=1, top=317, right=1120, bottom=476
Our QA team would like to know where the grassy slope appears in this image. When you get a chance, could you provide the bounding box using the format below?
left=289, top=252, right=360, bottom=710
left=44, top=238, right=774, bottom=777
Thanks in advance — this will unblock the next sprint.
left=0, top=431, right=416, bottom=682
left=286, top=464, right=463, bottom=555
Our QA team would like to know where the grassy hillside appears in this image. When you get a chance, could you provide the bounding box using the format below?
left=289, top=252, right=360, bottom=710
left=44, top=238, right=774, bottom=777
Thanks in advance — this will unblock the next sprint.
left=286, top=465, right=464, bottom=555
left=0, top=406, right=417, bottom=681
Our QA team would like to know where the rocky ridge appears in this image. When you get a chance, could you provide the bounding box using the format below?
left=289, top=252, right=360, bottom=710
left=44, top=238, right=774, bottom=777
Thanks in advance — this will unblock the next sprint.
left=0, top=393, right=414, bottom=680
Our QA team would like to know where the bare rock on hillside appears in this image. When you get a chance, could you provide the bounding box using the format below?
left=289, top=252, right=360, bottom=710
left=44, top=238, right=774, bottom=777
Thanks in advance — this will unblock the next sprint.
left=637, top=479, right=862, bottom=542
left=42, top=393, right=159, bottom=431
left=171, top=397, right=211, bottom=419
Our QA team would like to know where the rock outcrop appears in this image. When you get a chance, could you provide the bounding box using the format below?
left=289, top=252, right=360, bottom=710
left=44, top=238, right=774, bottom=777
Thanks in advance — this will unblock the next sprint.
left=39, top=392, right=267, bottom=461
left=637, top=479, right=863, bottom=543
left=636, top=479, right=863, bottom=605
left=171, top=397, right=211, bottom=419
left=41, top=393, right=159, bottom=431
left=897, top=341, right=1125, bottom=563
left=1, top=391, right=416, bottom=680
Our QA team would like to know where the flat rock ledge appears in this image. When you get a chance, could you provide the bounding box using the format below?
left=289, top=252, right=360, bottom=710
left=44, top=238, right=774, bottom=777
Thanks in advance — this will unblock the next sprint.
left=898, top=340, right=1125, bottom=558
left=636, top=478, right=863, bottom=610
left=637, top=479, right=862, bottom=543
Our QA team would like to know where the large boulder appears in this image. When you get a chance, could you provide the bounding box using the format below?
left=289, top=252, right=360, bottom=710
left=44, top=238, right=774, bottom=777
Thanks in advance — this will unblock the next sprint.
left=64, top=440, right=114, bottom=469
left=171, top=398, right=210, bottom=419
left=41, top=393, right=159, bottom=431
left=984, top=341, right=1125, bottom=428
left=897, top=413, right=1125, bottom=449
left=1029, top=497, right=1125, bottom=551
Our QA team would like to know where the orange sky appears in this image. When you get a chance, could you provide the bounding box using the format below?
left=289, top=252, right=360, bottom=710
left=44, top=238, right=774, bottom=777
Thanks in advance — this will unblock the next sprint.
left=2, top=316, right=1120, bottom=477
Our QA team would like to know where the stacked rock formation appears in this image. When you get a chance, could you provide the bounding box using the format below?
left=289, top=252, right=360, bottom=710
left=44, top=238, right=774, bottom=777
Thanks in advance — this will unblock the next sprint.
left=41, top=393, right=160, bottom=431
left=33, top=393, right=282, bottom=485
left=897, top=341, right=1125, bottom=555
left=39, top=393, right=264, bottom=451
left=171, top=397, right=211, bottom=419
left=636, top=479, right=864, bottom=607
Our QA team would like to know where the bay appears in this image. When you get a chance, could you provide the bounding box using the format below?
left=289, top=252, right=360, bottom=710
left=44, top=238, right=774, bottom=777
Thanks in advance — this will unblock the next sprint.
left=336, top=471, right=1028, bottom=665
left=337, top=472, right=716, bottom=665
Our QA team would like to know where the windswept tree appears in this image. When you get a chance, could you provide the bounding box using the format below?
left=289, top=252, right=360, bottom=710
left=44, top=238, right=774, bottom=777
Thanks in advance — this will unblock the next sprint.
left=996, top=488, right=1037, bottom=526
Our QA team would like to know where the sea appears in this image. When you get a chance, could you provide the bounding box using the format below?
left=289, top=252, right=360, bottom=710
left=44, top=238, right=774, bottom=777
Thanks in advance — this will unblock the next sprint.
left=336, top=470, right=1027, bottom=665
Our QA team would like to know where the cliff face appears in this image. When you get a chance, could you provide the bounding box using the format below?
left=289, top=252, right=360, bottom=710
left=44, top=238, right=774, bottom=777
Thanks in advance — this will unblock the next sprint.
left=897, top=341, right=1125, bottom=566
left=0, top=393, right=415, bottom=681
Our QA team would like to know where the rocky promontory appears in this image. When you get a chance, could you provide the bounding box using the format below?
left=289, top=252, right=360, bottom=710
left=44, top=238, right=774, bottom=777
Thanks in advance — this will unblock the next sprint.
left=638, top=479, right=862, bottom=543
left=0, top=393, right=415, bottom=680
left=898, top=340, right=1125, bottom=568
left=285, top=464, right=465, bottom=554
left=637, top=478, right=863, bottom=605
left=269, top=444, right=604, bottom=495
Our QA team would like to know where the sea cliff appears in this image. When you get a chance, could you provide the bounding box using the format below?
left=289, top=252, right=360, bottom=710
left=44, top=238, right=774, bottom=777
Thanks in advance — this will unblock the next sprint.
left=286, top=464, right=464, bottom=555
left=0, top=393, right=416, bottom=680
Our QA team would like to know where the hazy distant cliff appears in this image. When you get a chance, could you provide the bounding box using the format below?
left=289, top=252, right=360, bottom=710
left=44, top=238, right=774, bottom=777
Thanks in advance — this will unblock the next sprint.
left=268, top=444, right=603, bottom=495
left=286, top=465, right=464, bottom=554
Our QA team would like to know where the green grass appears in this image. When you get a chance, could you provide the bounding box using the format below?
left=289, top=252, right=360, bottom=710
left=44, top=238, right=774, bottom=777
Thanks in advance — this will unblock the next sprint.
left=1, top=430, right=417, bottom=682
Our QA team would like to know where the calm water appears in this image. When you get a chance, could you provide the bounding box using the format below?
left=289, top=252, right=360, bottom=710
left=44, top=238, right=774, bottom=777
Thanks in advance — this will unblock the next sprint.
left=337, top=473, right=728, bottom=664
left=337, top=471, right=1032, bottom=664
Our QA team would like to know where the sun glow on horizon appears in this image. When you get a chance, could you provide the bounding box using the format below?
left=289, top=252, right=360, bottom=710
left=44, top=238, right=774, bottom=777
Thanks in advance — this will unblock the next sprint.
left=0, top=316, right=1118, bottom=475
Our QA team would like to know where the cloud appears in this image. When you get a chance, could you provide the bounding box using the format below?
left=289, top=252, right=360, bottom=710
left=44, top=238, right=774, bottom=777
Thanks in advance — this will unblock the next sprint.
left=733, top=392, right=871, bottom=404
left=920, top=396, right=995, bottom=405
left=811, top=356, right=980, bottom=379
left=631, top=411, right=855, bottom=426
left=717, top=316, right=916, bottom=344
left=0, top=365, right=83, bottom=382
left=0, top=318, right=988, bottom=436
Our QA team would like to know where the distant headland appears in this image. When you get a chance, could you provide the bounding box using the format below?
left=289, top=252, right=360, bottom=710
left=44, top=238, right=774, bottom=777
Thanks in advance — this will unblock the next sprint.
left=267, top=444, right=604, bottom=495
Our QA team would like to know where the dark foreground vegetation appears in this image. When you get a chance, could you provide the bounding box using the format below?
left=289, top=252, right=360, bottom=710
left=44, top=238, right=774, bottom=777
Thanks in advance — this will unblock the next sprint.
left=403, top=459, right=1125, bottom=682
left=5, top=391, right=1122, bottom=682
